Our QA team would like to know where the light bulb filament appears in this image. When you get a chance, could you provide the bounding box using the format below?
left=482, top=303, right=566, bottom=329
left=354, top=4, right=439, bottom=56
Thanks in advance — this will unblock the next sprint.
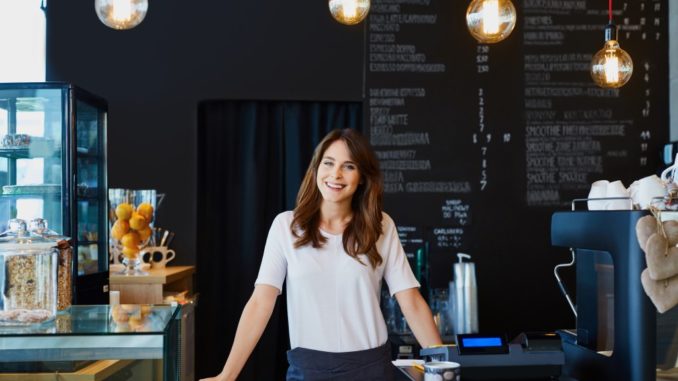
left=111, top=0, right=133, bottom=22
left=343, top=0, right=357, bottom=19
left=482, top=0, right=500, bottom=35
left=604, top=53, right=620, bottom=84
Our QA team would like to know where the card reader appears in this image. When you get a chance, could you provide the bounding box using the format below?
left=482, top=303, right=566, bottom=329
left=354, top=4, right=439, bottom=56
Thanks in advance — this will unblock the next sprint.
left=420, top=332, right=564, bottom=380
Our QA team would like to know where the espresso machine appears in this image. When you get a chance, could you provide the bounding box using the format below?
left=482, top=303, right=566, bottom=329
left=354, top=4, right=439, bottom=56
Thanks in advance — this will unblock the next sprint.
left=551, top=210, right=678, bottom=381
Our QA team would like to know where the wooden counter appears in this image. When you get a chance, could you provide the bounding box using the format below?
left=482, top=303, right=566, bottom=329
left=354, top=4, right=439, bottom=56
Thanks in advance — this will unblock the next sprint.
left=109, top=266, right=195, bottom=304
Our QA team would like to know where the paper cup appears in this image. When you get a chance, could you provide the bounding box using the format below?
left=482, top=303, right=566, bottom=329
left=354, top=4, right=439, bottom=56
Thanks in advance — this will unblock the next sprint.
left=424, top=361, right=460, bottom=381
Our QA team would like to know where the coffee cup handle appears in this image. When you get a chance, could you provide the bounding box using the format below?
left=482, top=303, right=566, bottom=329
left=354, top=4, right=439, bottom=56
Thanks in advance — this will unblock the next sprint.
left=166, top=249, right=176, bottom=262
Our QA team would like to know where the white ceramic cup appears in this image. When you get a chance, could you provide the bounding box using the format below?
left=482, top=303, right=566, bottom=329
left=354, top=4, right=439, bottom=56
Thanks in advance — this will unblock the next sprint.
left=424, top=361, right=460, bottom=381
left=142, top=246, right=176, bottom=269
left=588, top=180, right=609, bottom=210
left=606, top=180, right=631, bottom=210
left=630, top=175, right=665, bottom=209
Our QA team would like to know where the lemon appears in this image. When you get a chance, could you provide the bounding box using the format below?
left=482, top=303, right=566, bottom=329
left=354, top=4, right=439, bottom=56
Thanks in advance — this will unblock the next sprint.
left=138, top=226, right=152, bottom=242
left=115, top=203, right=134, bottom=220
left=111, top=219, right=130, bottom=240
left=122, top=246, right=140, bottom=258
left=121, top=231, right=141, bottom=248
left=129, top=213, right=148, bottom=231
left=136, top=202, right=154, bottom=222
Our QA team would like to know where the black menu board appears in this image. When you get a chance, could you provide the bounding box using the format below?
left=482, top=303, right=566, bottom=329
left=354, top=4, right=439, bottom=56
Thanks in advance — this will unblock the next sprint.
left=365, top=0, right=668, bottom=332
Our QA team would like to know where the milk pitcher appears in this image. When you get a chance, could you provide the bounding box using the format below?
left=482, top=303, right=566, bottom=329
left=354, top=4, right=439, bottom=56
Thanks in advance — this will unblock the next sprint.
left=449, top=253, right=478, bottom=335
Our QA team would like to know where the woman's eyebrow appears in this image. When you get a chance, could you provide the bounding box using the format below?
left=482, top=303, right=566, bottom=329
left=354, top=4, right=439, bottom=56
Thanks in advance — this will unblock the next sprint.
left=322, top=156, right=335, bottom=161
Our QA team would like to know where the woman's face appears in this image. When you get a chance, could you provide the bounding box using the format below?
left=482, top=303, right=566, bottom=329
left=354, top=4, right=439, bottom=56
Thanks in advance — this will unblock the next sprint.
left=316, top=139, right=362, bottom=206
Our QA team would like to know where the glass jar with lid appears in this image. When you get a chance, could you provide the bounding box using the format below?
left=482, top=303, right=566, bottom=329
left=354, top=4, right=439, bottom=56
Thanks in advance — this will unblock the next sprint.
left=0, top=219, right=59, bottom=325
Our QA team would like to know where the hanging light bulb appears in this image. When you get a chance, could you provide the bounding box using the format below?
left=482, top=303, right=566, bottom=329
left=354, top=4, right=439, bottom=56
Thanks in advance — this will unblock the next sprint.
left=95, top=0, right=148, bottom=30
left=329, top=0, right=370, bottom=25
left=590, top=2, right=633, bottom=88
left=466, top=0, right=516, bottom=44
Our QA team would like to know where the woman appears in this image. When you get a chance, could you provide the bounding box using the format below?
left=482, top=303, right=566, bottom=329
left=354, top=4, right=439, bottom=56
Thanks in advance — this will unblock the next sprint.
left=201, top=128, right=441, bottom=381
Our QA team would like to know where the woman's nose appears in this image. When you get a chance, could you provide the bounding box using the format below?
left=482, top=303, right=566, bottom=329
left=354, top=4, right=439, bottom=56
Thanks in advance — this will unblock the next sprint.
left=331, top=166, right=342, bottom=178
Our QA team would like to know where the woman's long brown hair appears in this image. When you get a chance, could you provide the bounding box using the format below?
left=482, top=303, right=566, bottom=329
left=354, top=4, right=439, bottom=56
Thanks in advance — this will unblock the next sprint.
left=291, top=128, right=384, bottom=268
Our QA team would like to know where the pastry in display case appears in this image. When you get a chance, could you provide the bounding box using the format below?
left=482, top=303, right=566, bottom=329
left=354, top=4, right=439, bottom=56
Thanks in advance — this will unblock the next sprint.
left=0, top=82, right=108, bottom=304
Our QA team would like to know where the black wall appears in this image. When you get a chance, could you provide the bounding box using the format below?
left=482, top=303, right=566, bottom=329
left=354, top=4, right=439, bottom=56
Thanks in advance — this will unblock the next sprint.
left=46, top=0, right=670, bottom=367
left=46, top=1, right=365, bottom=265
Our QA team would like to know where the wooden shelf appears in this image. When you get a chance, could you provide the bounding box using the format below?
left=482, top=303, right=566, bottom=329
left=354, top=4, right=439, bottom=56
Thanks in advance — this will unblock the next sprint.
left=110, top=266, right=194, bottom=285
left=109, top=266, right=194, bottom=304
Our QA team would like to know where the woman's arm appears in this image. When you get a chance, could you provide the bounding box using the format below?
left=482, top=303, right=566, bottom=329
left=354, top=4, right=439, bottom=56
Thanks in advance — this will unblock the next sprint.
left=394, top=288, right=443, bottom=348
left=199, top=284, right=280, bottom=381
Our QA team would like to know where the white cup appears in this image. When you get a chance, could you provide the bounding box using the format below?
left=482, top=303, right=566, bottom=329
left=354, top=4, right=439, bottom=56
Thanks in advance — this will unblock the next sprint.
left=588, top=180, right=609, bottom=210
left=629, top=175, right=665, bottom=209
left=424, top=361, right=460, bottom=381
left=141, top=246, right=176, bottom=269
left=606, top=180, right=631, bottom=210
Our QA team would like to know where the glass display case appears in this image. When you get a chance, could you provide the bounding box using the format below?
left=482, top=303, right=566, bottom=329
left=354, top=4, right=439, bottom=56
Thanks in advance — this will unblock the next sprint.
left=0, top=304, right=180, bottom=381
left=0, top=82, right=108, bottom=304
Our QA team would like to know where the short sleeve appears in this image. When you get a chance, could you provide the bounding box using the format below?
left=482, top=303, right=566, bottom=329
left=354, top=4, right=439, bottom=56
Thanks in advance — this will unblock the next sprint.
left=381, top=214, right=420, bottom=296
left=254, top=213, right=288, bottom=294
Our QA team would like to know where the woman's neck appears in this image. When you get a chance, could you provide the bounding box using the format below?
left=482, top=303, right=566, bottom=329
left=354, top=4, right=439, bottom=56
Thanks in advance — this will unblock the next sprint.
left=319, top=202, right=352, bottom=234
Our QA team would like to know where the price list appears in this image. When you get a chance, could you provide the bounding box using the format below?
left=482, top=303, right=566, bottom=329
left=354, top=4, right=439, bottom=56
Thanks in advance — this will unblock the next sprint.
left=522, top=0, right=666, bottom=207
left=366, top=0, right=475, bottom=255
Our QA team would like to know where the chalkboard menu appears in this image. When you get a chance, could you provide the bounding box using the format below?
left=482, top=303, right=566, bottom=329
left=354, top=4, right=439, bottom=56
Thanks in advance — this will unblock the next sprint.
left=366, top=0, right=668, bottom=332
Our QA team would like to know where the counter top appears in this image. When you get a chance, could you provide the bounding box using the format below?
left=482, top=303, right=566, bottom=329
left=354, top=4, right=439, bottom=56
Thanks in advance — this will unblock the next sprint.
left=109, top=266, right=195, bottom=285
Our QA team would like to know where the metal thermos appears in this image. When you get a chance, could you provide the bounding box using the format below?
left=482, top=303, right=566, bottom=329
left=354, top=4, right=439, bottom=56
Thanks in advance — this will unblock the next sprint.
left=450, top=253, right=478, bottom=335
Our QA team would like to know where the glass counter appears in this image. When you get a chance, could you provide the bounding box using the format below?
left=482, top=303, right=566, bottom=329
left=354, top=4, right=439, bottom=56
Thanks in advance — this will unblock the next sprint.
left=0, top=304, right=180, bottom=381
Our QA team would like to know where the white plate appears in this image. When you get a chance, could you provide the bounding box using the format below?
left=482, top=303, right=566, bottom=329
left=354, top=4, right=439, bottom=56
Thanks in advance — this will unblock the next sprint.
left=392, top=359, right=424, bottom=367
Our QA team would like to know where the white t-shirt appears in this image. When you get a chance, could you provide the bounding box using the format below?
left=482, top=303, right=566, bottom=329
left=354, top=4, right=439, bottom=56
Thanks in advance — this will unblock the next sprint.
left=255, top=211, right=420, bottom=353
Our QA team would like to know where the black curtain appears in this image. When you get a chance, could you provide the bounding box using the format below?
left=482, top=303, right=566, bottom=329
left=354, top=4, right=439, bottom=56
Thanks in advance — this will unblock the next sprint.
left=196, top=100, right=362, bottom=381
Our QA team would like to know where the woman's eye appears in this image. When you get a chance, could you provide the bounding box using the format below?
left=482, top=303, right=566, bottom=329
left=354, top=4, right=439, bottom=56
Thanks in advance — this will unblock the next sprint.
left=323, top=161, right=333, bottom=167
left=344, top=164, right=356, bottom=170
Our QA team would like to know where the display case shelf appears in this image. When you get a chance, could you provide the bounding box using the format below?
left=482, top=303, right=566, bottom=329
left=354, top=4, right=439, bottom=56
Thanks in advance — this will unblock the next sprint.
left=0, top=192, right=61, bottom=199
left=0, top=148, right=30, bottom=159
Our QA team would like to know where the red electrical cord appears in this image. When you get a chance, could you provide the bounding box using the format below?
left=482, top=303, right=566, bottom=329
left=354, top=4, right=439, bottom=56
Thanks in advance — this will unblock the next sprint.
left=609, top=0, right=613, bottom=23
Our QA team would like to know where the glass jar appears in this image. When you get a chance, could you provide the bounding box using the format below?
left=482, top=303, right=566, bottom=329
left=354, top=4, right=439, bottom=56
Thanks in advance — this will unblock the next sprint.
left=29, top=218, right=73, bottom=311
left=0, top=219, right=59, bottom=325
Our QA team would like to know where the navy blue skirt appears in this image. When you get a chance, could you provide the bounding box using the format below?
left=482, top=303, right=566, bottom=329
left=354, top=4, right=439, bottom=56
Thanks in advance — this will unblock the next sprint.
left=286, top=342, right=397, bottom=381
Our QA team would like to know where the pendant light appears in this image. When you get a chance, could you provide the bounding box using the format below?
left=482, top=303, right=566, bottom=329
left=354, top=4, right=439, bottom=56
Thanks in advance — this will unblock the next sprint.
left=329, top=0, right=370, bottom=25
left=590, top=0, right=633, bottom=88
left=466, top=0, right=516, bottom=44
left=95, top=0, right=148, bottom=30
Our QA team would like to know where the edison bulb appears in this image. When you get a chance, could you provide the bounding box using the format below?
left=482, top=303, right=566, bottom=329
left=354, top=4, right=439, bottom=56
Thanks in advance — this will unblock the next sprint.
left=329, top=0, right=370, bottom=25
left=466, top=0, right=516, bottom=43
left=590, top=28, right=633, bottom=88
left=95, top=0, right=148, bottom=30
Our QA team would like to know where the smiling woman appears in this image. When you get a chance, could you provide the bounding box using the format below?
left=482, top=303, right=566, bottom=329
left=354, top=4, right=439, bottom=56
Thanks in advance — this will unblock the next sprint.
left=0, top=0, right=45, bottom=82
left=200, top=128, right=442, bottom=381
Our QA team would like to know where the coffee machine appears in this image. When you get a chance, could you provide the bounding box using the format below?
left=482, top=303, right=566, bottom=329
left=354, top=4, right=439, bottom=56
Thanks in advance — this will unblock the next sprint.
left=551, top=210, right=678, bottom=381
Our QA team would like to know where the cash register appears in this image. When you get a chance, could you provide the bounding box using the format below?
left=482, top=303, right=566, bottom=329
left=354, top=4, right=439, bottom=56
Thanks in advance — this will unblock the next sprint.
left=416, top=332, right=564, bottom=380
